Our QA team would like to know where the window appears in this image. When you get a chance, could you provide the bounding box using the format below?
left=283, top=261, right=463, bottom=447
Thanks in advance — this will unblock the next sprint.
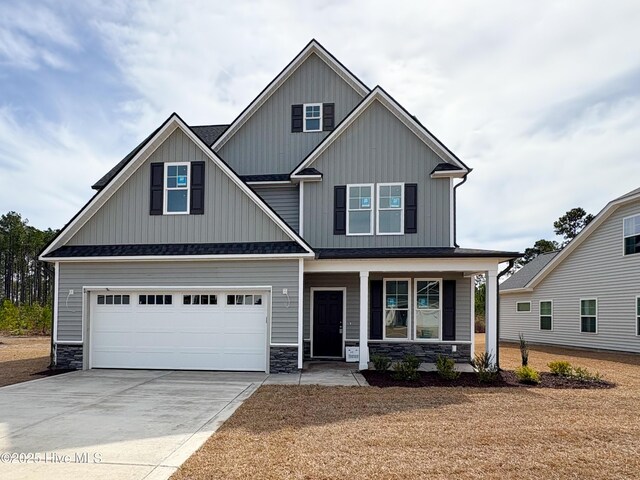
left=414, top=279, right=441, bottom=340
left=183, top=294, right=217, bottom=305
left=97, top=294, right=130, bottom=305
left=347, top=184, right=373, bottom=235
left=516, top=302, right=531, bottom=313
left=164, top=163, right=190, bottom=214
left=636, top=297, right=640, bottom=336
left=384, top=279, right=410, bottom=339
left=377, top=183, right=404, bottom=234
left=623, top=215, right=640, bottom=255
left=580, top=299, right=597, bottom=333
left=303, top=103, right=322, bottom=132
left=540, top=300, right=553, bottom=330
left=227, top=294, right=262, bottom=306
left=139, top=294, right=172, bottom=305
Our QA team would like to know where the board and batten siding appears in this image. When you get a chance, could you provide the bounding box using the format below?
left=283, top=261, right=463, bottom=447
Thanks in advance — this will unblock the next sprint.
left=217, top=52, right=364, bottom=175
left=253, top=185, right=300, bottom=232
left=302, top=100, right=451, bottom=248
left=67, top=129, right=289, bottom=245
left=56, top=260, right=300, bottom=344
left=303, top=272, right=471, bottom=344
left=500, top=200, right=640, bottom=353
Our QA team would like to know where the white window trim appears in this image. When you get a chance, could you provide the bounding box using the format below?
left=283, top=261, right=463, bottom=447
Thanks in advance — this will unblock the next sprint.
left=346, top=183, right=374, bottom=236
left=623, top=214, right=640, bottom=256
left=539, top=300, right=553, bottom=331
left=382, top=278, right=411, bottom=341
left=636, top=295, right=640, bottom=336
left=579, top=298, right=598, bottom=334
left=163, top=162, right=190, bottom=215
left=376, top=182, right=405, bottom=235
left=516, top=301, right=531, bottom=313
left=302, top=103, right=323, bottom=132
left=413, top=278, right=443, bottom=342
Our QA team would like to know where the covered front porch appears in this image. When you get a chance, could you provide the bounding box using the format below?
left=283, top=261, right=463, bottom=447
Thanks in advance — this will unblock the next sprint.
left=300, top=255, right=506, bottom=370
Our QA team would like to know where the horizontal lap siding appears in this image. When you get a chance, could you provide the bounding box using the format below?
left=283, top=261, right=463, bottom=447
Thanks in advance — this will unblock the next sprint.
left=68, top=129, right=288, bottom=245
left=253, top=185, right=300, bottom=232
left=500, top=201, right=640, bottom=353
left=303, top=100, right=451, bottom=248
left=217, top=53, right=363, bottom=175
left=57, top=260, right=299, bottom=344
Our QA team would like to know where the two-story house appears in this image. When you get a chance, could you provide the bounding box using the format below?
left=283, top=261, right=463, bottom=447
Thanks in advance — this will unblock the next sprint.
left=40, top=40, right=519, bottom=373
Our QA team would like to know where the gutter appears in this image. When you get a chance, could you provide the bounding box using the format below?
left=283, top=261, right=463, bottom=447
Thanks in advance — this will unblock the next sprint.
left=495, top=259, right=516, bottom=369
left=452, top=171, right=470, bottom=247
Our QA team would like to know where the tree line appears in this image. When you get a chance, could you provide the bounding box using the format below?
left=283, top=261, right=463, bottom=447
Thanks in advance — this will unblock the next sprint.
left=0, top=212, right=58, bottom=333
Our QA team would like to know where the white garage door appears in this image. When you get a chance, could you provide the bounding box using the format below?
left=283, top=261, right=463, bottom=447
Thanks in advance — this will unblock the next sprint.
left=90, top=290, right=268, bottom=371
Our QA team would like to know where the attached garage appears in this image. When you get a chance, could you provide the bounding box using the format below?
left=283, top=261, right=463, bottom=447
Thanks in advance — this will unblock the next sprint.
left=89, top=289, right=269, bottom=371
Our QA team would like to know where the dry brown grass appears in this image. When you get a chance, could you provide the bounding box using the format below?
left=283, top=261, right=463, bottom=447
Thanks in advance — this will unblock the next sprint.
left=173, top=338, right=640, bottom=480
left=0, top=335, right=50, bottom=387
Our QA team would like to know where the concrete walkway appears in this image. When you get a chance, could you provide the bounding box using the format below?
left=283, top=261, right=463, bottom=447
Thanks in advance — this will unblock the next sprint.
left=264, top=361, right=369, bottom=386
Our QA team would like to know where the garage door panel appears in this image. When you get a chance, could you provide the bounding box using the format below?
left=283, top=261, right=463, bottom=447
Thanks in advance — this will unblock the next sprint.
left=90, top=290, right=268, bottom=371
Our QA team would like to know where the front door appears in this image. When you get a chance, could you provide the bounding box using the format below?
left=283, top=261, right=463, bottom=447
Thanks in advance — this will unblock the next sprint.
left=313, top=290, right=343, bottom=357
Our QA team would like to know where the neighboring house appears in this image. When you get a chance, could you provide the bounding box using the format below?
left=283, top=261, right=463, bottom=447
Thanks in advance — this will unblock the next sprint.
left=40, top=40, right=518, bottom=373
left=500, top=187, right=640, bottom=354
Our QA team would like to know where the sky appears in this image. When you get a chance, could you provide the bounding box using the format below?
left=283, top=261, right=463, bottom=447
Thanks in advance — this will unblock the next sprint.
left=0, top=0, right=638, bottom=252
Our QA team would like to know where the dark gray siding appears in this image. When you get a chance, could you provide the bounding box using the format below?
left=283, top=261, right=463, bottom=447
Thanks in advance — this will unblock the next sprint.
left=302, top=100, right=452, bottom=248
left=253, top=185, right=299, bottom=232
left=217, top=53, right=364, bottom=174
left=500, top=200, right=640, bottom=353
left=56, top=260, right=299, bottom=344
left=68, top=129, right=289, bottom=245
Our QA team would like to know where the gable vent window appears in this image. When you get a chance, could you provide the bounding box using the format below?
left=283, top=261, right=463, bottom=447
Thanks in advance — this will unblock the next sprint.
left=164, top=163, right=190, bottom=214
left=303, top=103, right=322, bottom=132
left=623, top=214, right=640, bottom=255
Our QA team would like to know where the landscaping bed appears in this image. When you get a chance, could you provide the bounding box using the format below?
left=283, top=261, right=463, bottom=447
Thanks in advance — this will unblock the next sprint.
left=362, top=369, right=615, bottom=389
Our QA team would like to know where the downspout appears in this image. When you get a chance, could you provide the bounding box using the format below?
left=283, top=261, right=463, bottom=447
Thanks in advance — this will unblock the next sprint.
left=495, top=259, right=515, bottom=369
left=452, top=171, right=470, bottom=247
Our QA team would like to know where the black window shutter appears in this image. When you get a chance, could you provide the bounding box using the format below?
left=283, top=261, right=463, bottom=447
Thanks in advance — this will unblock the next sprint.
left=322, top=103, right=335, bottom=131
left=404, top=183, right=418, bottom=233
left=442, top=280, right=456, bottom=341
left=370, top=280, right=383, bottom=340
left=291, top=104, right=303, bottom=133
left=190, top=161, right=205, bottom=215
left=149, top=163, right=164, bottom=215
left=334, top=185, right=346, bottom=235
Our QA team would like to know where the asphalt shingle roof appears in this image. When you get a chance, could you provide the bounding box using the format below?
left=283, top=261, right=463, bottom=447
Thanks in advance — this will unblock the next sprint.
left=500, top=251, right=559, bottom=290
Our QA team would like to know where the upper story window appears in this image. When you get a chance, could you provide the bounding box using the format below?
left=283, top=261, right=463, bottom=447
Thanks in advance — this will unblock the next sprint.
left=623, top=214, right=640, bottom=255
left=164, top=162, right=190, bottom=214
left=347, top=184, right=374, bottom=235
left=303, top=103, right=322, bottom=132
left=377, top=183, right=404, bottom=235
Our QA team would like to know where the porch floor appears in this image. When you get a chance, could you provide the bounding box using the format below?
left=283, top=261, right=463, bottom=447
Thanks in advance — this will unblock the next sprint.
left=264, top=361, right=368, bottom=386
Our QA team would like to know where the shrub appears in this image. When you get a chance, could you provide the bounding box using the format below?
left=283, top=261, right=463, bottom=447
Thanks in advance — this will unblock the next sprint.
left=371, top=354, right=392, bottom=372
left=471, top=352, right=499, bottom=383
left=435, top=355, right=460, bottom=380
left=519, top=333, right=529, bottom=366
left=548, top=360, right=573, bottom=376
left=571, top=366, right=602, bottom=382
left=392, top=354, right=421, bottom=381
left=515, top=365, right=540, bottom=385
left=474, top=315, right=486, bottom=334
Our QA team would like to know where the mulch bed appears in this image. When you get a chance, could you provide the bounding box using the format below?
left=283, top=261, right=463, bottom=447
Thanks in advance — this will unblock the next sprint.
left=362, top=370, right=615, bottom=389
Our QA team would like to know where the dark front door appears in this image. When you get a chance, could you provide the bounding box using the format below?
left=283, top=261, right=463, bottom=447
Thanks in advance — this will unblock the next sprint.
left=313, top=290, right=344, bottom=357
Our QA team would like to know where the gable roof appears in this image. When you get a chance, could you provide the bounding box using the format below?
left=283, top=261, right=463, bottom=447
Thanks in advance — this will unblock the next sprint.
left=40, top=113, right=314, bottom=260
left=500, top=251, right=559, bottom=290
left=291, top=86, right=470, bottom=177
left=211, top=39, right=370, bottom=152
left=500, top=187, right=640, bottom=293
left=92, top=123, right=229, bottom=190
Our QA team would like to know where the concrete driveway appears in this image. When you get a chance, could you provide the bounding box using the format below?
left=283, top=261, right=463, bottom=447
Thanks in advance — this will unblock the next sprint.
left=0, top=369, right=266, bottom=480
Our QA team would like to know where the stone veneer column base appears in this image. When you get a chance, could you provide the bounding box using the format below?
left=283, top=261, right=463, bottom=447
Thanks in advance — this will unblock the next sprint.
left=368, top=342, right=471, bottom=363
left=269, top=346, right=299, bottom=373
left=55, top=344, right=83, bottom=370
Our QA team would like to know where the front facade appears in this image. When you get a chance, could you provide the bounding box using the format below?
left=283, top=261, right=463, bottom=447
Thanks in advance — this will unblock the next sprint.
left=500, top=188, right=640, bottom=354
left=42, top=40, right=517, bottom=373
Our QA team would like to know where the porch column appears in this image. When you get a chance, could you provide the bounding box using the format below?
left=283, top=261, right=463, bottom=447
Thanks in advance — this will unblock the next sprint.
left=485, top=270, right=498, bottom=366
left=359, top=271, right=370, bottom=370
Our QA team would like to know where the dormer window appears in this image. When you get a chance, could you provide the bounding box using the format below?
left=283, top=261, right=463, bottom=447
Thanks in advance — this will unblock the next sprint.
left=623, top=214, right=640, bottom=255
left=164, top=162, right=190, bottom=214
left=303, top=103, right=322, bottom=132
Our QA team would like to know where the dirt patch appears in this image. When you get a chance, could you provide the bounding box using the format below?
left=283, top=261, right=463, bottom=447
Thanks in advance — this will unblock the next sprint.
left=0, top=335, right=52, bottom=387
